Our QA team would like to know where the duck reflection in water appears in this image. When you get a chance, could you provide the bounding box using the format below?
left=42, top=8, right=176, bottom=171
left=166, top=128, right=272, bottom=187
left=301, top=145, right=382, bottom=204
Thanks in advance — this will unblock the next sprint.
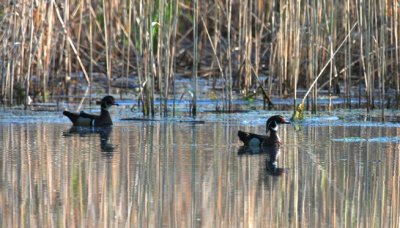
left=63, top=126, right=116, bottom=158
left=238, top=144, right=286, bottom=176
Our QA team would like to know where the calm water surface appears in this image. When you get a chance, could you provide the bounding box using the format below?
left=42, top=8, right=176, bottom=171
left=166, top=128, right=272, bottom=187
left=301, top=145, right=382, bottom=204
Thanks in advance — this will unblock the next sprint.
left=1, top=113, right=400, bottom=227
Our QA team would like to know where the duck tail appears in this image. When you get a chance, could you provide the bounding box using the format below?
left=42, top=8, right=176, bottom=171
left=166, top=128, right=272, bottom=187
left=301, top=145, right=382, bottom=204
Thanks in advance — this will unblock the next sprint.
left=63, top=111, right=79, bottom=123
left=63, top=110, right=72, bottom=117
left=237, top=130, right=249, bottom=145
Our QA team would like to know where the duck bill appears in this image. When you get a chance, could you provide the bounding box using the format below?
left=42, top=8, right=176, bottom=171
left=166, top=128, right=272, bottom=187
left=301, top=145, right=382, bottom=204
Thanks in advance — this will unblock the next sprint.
left=282, top=119, right=291, bottom=124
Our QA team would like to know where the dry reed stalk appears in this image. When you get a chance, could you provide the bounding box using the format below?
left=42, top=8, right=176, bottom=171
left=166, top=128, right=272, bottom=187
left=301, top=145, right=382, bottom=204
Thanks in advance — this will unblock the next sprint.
left=8, top=4, right=19, bottom=106
left=362, top=0, right=373, bottom=112
left=149, top=0, right=155, bottom=116
left=145, top=0, right=153, bottom=116
left=171, top=0, right=179, bottom=116
left=345, top=1, right=352, bottom=109
left=102, top=0, right=111, bottom=93
left=88, top=0, right=94, bottom=103
left=165, top=0, right=171, bottom=116
left=192, top=0, right=198, bottom=116
left=237, top=0, right=245, bottom=92
left=132, top=0, right=143, bottom=112
left=162, top=0, right=178, bottom=116
left=292, top=1, right=301, bottom=113
left=76, top=1, right=83, bottom=79
left=156, top=0, right=164, bottom=115
left=63, top=0, right=71, bottom=100
left=277, top=1, right=288, bottom=97
left=245, top=0, right=252, bottom=94
left=124, top=0, right=132, bottom=94
left=161, top=0, right=168, bottom=116
left=135, top=0, right=153, bottom=116
left=9, top=3, right=19, bottom=106
left=253, top=0, right=267, bottom=108
left=25, top=2, right=34, bottom=107
left=253, top=0, right=262, bottom=89
left=44, top=0, right=55, bottom=100
left=327, top=0, right=335, bottom=113
left=226, top=0, right=233, bottom=111
left=310, top=0, right=318, bottom=113
left=394, top=0, right=400, bottom=109
left=380, top=0, right=386, bottom=120
left=304, top=2, right=311, bottom=110
left=1, top=0, right=400, bottom=113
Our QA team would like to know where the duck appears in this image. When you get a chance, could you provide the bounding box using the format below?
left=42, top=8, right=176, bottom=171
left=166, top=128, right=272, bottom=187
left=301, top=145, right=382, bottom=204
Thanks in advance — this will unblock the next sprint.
left=238, top=115, right=290, bottom=147
left=63, top=95, right=118, bottom=127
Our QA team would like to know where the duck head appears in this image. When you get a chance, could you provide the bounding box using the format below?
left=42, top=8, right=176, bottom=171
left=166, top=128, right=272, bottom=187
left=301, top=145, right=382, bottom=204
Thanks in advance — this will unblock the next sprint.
left=266, top=115, right=290, bottom=132
left=99, top=96, right=119, bottom=110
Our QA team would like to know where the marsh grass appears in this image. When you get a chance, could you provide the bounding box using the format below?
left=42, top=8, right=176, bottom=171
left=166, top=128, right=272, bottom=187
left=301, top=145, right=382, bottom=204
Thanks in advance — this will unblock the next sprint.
left=0, top=1, right=399, bottom=116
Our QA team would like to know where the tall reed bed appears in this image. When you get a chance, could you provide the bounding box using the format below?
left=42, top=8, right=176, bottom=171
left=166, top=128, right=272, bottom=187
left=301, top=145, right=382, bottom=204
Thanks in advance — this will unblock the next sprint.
left=0, top=1, right=399, bottom=115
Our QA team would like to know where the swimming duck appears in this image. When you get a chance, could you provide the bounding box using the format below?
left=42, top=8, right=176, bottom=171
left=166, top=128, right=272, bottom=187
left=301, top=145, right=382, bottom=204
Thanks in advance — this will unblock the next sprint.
left=63, top=95, right=118, bottom=127
left=238, top=115, right=290, bottom=146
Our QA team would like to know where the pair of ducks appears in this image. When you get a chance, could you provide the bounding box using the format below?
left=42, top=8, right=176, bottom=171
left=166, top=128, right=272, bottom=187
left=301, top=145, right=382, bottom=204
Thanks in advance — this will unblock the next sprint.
left=63, top=96, right=290, bottom=146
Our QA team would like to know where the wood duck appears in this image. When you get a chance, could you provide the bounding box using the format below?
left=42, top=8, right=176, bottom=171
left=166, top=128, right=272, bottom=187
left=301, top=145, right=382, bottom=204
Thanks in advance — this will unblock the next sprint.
left=238, top=115, right=290, bottom=147
left=63, top=96, right=118, bottom=127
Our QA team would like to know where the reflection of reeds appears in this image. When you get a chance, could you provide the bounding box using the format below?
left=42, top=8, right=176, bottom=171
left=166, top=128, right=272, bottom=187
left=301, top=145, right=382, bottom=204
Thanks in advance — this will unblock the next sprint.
left=1, top=1, right=399, bottom=114
left=2, top=122, right=400, bottom=226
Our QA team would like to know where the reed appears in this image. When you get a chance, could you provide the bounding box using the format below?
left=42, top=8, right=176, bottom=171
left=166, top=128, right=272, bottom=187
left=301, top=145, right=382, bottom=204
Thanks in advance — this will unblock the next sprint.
left=192, top=0, right=198, bottom=116
left=379, top=0, right=386, bottom=121
left=0, top=0, right=399, bottom=115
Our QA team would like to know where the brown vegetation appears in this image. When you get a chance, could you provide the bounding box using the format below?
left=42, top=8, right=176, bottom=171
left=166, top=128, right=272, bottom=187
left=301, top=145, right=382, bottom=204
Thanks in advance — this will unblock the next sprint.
left=0, top=0, right=399, bottom=115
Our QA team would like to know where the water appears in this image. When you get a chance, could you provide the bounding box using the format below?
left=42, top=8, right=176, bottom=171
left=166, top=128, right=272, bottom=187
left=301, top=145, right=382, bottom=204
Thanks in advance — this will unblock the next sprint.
left=1, top=112, right=400, bottom=227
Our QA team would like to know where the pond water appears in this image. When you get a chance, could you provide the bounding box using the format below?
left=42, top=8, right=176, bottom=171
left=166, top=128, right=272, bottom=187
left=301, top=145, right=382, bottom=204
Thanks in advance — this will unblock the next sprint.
left=1, top=110, right=400, bottom=227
